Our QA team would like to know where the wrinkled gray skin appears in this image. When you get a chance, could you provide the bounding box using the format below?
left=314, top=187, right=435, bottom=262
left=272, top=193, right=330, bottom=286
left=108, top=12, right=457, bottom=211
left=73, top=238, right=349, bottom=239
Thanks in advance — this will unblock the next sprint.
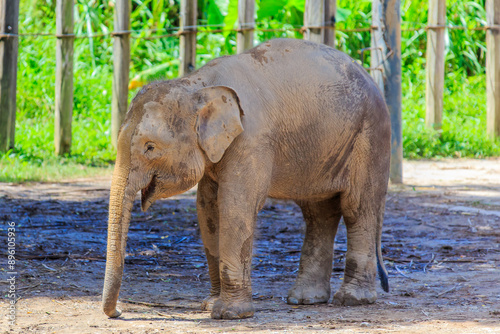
left=102, top=38, right=391, bottom=320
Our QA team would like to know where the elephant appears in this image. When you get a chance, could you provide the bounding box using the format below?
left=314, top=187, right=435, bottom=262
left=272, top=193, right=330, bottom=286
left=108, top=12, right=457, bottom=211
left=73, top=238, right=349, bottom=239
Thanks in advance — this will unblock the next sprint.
left=102, top=38, right=391, bottom=320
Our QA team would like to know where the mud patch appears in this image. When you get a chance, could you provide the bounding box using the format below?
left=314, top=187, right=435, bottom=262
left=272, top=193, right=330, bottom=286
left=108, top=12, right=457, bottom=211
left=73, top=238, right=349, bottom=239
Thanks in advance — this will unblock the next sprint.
left=247, top=45, right=269, bottom=65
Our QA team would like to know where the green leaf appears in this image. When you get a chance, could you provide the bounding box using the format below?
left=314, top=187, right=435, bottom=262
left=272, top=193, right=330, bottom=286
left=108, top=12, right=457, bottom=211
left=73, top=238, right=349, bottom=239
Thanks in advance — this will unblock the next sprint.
left=223, top=0, right=239, bottom=32
left=207, top=0, right=225, bottom=27
left=257, top=0, right=286, bottom=20
left=214, top=0, right=230, bottom=16
left=336, top=8, right=351, bottom=23
left=287, top=0, right=305, bottom=12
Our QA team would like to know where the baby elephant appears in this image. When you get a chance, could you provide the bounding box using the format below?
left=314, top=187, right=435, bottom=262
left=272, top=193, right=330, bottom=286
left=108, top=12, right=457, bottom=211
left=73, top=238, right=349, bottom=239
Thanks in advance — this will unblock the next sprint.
left=102, top=38, right=391, bottom=320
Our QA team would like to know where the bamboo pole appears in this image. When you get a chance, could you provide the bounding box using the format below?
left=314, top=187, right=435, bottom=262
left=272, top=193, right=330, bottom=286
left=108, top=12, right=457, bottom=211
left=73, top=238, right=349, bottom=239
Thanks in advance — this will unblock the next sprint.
left=0, top=0, right=19, bottom=152
left=323, top=0, right=336, bottom=47
left=111, top=0, right=131, bottom=148
left=237, top=0, right=255, bottom=53
left=55, top=0, right=74, bottom=155
left=385, top=0, right=402, bottom=184
left=486, top=0, right=500, bottom=138
left=304, top=0, right=336, bottom=46
left=304, top=0, right=325, bottom=44
left=179, top=0, right=197, bottom=77
left=425, top=0, right=446, bottom=130
left=371, top=0, right=386, bottom=94
left=372, top=0, right=402, bottom=184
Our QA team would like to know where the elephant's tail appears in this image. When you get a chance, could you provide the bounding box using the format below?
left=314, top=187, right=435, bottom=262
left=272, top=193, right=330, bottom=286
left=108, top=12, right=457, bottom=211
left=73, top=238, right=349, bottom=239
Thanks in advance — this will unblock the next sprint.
left=376, top=232, right=389, bottom=292
left=377, top=254, right=389, bottom=292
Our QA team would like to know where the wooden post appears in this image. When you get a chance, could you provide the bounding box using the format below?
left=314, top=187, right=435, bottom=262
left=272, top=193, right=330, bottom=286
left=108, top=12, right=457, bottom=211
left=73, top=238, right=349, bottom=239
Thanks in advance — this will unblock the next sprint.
left=385, top=0, right=402, bottom=184
left=304, top=0, right=324, bottom=44
left=304, top=0, right=336, bottom=46
left=111, top=0, right=131, bottom=148
left=487, top=0, right=500, bottom=138
left=371, top=0, right=402, bottom=184
left=323, top=0, right=336, bottom=47
left=179, top=0, right=197, bottom=77
left=0, top=0, right=20, bottom=152
left=371, top=0, right=386, bottom=94
left=55, top=0, right=74, bottom=155
left=425, top=0, right=446, bottom=130
left=237, top=0, right=255, bottom=53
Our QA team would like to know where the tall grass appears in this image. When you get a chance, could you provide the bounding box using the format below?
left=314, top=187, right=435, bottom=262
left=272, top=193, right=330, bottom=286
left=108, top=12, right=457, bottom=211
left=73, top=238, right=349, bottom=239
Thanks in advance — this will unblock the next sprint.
left=0, top=0, right=498, bottom=182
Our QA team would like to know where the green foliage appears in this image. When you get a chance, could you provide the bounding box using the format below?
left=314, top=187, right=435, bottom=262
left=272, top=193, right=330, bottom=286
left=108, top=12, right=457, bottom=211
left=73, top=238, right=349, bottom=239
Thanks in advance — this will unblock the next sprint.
left=399, top=0, right=499, bottom=158
left=0, top=148, right=112, bottom=182
left=402, top=58, right=498, bottom=158
left=255, top=0, right=305, bottom=40
left=1, top=0, right=499, bottom=182
left=335, top=0, right=371, bottom=57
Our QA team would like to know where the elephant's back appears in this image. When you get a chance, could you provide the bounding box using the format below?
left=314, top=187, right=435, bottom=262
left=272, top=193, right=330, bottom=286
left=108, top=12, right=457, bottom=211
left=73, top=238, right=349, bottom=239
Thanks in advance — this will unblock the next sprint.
left=241, top=38, right=368, bottom=82
left=238, top=39, right=387, bottom=126
left=242, top=38, right=351, bottom=67
left=195, top=38, right=389, bottom=138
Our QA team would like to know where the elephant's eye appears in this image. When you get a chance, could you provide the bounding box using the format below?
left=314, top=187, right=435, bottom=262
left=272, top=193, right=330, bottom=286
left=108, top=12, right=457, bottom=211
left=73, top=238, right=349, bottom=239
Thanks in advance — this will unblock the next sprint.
left=144, top=142, right=155, bottom=154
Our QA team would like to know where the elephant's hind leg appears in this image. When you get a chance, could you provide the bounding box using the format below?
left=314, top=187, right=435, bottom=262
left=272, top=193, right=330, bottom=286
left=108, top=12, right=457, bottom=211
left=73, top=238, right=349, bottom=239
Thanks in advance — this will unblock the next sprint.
left=333, top=177, right=387, bottom=306
left=197, top=176, right=221, bottom=311
left=288, top=196, right=342, bottom=305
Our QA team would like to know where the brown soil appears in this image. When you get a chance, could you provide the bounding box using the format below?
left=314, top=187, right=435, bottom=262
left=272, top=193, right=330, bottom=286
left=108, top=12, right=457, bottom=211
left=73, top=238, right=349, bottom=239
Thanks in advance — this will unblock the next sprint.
left=1, top=159, right=500, bottom=333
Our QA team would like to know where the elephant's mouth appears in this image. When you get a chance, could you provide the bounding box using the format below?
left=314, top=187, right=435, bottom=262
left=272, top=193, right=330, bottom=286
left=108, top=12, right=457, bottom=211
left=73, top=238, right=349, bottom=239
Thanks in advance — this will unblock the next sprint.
left=141, top=174, right=157, bottom=212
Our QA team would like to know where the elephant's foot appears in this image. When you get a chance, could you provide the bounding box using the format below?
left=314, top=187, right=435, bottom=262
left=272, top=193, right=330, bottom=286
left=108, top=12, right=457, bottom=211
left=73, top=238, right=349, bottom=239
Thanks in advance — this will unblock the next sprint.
left=211, top=299, right=254, bottom=319
left=287, top=281, right=330, bottom=305
left=201, top=294, right=219, bottom=311
left=332, top=283, right=377, bottom=306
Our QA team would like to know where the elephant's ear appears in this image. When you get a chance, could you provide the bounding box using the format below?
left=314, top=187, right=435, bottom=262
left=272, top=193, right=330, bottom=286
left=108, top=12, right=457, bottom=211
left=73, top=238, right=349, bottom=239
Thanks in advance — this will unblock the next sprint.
left=194, top=86, right=244, bottom=163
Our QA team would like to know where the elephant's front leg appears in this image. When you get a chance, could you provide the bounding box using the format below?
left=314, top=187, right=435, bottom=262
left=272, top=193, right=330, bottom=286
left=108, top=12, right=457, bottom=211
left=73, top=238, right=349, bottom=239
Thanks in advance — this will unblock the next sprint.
left=197, top=176, right=221, bottom=311
left=210, top=180, right=268, bottom=320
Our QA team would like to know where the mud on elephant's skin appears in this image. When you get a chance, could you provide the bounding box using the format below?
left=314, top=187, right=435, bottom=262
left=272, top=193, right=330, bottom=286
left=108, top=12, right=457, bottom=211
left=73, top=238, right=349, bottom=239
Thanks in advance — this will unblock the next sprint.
left=102, top=38, right=391, bottom=320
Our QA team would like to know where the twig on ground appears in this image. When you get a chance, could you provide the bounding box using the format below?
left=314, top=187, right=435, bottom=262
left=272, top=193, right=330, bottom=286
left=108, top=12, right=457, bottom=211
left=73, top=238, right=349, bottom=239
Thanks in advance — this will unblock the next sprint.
left=122, top=300, right=198, bottom=310
left=83, top=248, right=94, bottom=256
left=441, top=259, right=486, bottom=263
left=123, top=300, right=168, bottom=308
left=18, top=283, right=41, bottom=291
left=53, top=300, right=72, bottom=309
left=468, top=218, right=478, bottom=233
left=395, top=265, right=411, bottom=279
left=156, top=311, right=170, bottom=317
left=42, top=263, right=57, bottom=271
left=423, top=253, right=435, bottom=273
left=173, top=236, right=188, bottom=245
left=383, top=257, right=415, bottom=263
left=17, top=253, right=105, bottom=261
left=436, top=284, right=460, bottom=297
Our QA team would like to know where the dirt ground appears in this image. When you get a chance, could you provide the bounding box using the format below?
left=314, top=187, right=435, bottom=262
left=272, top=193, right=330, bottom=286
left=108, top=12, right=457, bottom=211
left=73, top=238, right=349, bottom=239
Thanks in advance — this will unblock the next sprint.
left=1, top=159, right=500, bottom=334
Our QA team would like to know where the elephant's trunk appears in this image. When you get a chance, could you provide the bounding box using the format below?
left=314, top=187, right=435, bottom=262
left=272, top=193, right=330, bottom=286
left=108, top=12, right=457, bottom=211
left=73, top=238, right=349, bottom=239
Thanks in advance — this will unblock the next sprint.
left=102, top=144, right=136, bottom=317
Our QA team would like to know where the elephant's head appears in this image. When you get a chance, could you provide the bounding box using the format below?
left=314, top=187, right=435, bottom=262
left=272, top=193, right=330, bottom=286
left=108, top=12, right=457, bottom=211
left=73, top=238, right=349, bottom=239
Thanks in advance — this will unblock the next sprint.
left=102, top=81, right=244, bottom=318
